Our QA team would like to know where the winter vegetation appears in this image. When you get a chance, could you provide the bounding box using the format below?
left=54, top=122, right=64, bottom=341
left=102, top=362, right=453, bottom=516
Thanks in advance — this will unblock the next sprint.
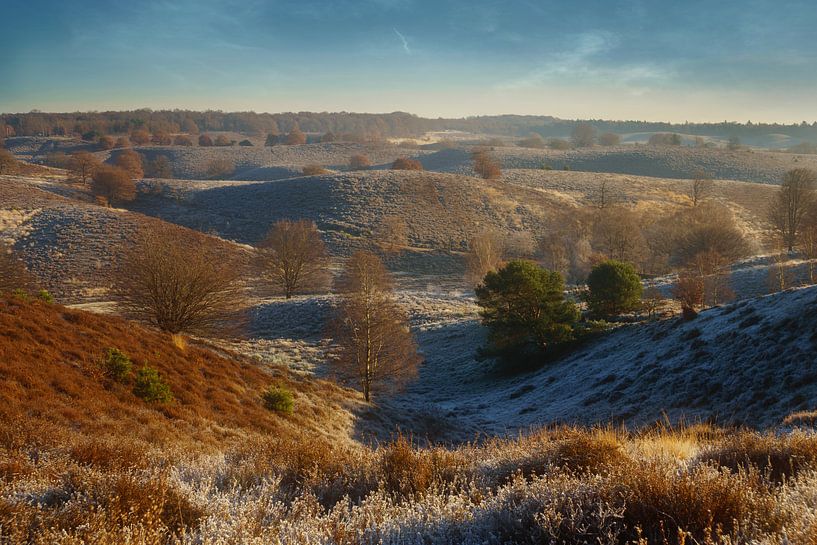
left=4, top=114, right=817, bottom=544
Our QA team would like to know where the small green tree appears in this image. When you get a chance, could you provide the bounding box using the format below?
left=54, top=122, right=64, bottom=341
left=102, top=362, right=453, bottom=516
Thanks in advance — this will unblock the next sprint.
left=475, top=260, right=578, bottom=357
left=262, top=384, right=294, bottom=414
left=585, top=260, right=642, bottom=318
left=103, top=348, right=133, bottom=382
left=133, top=365, right=173, bottom=403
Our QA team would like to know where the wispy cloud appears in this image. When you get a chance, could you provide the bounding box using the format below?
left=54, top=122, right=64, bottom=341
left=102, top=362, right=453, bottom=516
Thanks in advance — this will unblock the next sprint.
left=393, top=28, right=411, bottom=54
left=498, top=31, right=674, bottom=93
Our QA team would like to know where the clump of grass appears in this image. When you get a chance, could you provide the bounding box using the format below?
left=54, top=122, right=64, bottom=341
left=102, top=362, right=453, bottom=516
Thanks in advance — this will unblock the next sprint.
left=262, top=384, right=294, bottom=414
left=170, top=333, right=187, bottom=352
left=610, top=461, right=781, bottom=543
left=102, top=348, right=132, bottom=383
left=551, top=429, right=629, bottom=473
left=698, top=431, right=817, bottom=484
left=133, top=365, right=173, bottom=403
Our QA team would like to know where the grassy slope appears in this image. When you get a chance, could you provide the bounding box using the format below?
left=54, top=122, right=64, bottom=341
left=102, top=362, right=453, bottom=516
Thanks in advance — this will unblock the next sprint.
left=0, top=295, right=362, bottom=450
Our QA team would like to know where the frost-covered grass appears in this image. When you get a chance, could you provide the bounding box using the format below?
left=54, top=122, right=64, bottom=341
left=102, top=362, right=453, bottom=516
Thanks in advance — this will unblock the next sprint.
left=5, top=424, right=817, bottom=544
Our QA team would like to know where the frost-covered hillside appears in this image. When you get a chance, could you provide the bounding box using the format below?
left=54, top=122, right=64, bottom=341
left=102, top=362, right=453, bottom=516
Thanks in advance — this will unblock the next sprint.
left=367, top=286, right=817, bottom=440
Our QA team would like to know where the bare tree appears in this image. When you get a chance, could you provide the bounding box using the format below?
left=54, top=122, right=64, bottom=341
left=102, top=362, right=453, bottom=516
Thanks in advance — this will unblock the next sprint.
left=598, top=132, right=621, bottom=146
left=466, top=231, right=504, bottom=285
left=540, top=231, right=570, bottom=278
left=472, top=149, right=501, bottom=179
left=769, top=169, right=817, bottom=251
left=0, top=243, right=32, bottom=293
left=641, top=285, right=665, bottom=320
left=375, top=215, right=409, bottom=253
left=690, top=249, right=734, bottom=306
left=145, top=155, right=173, bottom=178
left=67, top=151, right=101, bottom=184
left=205, top=158, right=234, bottom=179
left=690, top=170, right=714, bottom=207
left=571, top=123, right=596, bottom=148
left=257, top=219, right=329, bottom=298
left=114, top=149, right=144, bottom=179
left=799, top=212, right=817, bottom=283
left=594, top=179, right=613, bottom=209
left=673, top=272, right=704, bottom=319
left=91, top=165, right=136, bottom=205
left=592, top=206, right=645, bottom=264
left=330, top=251, right=420, bottom=402
left=117, top=228, right=244, bottom=334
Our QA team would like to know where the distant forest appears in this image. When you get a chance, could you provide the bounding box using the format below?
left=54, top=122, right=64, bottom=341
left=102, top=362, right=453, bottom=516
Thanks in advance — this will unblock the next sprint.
left=3, top=110, right=817, bottom=141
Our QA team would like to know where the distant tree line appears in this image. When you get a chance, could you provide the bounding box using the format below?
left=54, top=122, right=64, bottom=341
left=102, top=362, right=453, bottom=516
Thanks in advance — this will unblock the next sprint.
left=5, top=110, right=817, bottom=141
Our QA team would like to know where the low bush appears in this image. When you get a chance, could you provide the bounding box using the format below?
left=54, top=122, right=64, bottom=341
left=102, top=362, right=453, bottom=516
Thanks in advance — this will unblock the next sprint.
left=103, top=348, right=132, bottom=383
left=37, top=289, right=54, bottom=304
left=263, top=384, right=294, bottom=414
left=302, top=164, right=329, bottom=176
left=349, top=154, right=371, bottom=170
left=133, top=365, right=173, bottom=403
left=391, top=157, right=424, bottom=170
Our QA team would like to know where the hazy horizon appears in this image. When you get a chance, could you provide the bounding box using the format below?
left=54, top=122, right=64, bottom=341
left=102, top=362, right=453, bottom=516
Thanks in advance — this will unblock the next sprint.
left=4, top=0, right=817, bottom=124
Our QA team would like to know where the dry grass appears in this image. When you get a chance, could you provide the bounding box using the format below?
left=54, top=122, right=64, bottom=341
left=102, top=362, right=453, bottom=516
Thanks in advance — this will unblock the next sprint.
left=1, top=297, right=815, bottom=544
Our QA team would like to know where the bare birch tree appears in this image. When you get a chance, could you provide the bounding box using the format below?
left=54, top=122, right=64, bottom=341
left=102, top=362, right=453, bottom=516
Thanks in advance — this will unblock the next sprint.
left=331, top=251, right=420, bottom=402
left=769, top=168, right=817, bottom=252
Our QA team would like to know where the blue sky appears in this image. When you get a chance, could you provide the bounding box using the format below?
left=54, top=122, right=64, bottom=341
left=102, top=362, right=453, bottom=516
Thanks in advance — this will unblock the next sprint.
left=3, top=0, right=816, bottom=122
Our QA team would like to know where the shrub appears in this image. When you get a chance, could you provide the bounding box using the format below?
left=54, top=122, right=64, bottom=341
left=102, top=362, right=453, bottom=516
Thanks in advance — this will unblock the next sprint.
left=173, top=135, right=193, bottom=146
left=130, top=129, right=151, bottom=145
left=349, top=154, right=371, bottom=170
left=205, top=158, right=234, bottom=179
left=263, top=384, right=294, bottom=414
left=145, top=155, right=173, bottom=178
left=391, top=157, right=424, bottom=170
left=472, top=149, right=501, bottom=179
left=214, top=135, right=232, bottom=146
left=585, top=260, right=643, bottom=318
left=151, top=131, right=172, bottom=145
left=648, top=133, right=682, bottom=146
left=264, top=133, right=278, bottom=146
left=114, top=149, right=144, bottom=179
left=97, top=135, right=115, bottom=150
left=598, top=132, right=621, bottom=146
left=103, top=348, right=133, bottom=383
left=0, top=149, right=18, bottom=174
left=37, top=289, right=54, bottom=304
left=238, top=139, right=253, bottom=146
left=548, top=138, right=572, bottom=150
left=114, top=136, right=131, bottom=148
left=285, top=128, right=307, bottom=145
left=302, top=164, right=328, bottom=176
left=198, top=134, right=213, bottom=147
left=133, top=365, right=173, bottom=403
left=571, top=123, right=596, bottom=147
left=91, top=165, right=136, bottom=205
left=518, top=134, right=547, bottom=149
